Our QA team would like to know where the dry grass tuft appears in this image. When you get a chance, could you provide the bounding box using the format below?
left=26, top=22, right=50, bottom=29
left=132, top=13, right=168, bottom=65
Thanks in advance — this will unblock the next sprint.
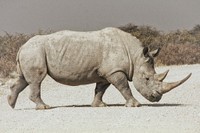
left=0, top=31, right=52, bottom=78
left=119, top=24, right=200, bottom=66
left=157, top=44, right=200, bottom=65
left=0, top=25, right=200, bottom=78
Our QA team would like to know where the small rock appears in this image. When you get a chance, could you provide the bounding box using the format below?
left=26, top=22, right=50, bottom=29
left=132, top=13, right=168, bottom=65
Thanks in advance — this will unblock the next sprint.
left=146, top=118, right=150, bottom=121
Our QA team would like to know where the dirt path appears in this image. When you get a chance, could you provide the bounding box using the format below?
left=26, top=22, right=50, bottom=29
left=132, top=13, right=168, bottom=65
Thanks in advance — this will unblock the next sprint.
left=0, top=65, right=200, bottom=133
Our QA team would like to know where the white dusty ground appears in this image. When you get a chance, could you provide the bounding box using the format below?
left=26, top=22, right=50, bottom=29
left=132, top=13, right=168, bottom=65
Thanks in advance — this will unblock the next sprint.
left=0, top=64, right=200, bottom=133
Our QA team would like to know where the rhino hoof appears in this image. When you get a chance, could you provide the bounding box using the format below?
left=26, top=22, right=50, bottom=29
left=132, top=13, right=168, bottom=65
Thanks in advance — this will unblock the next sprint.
left=91, top=101, right=107, bottom=107
left=36, top=104, right=51, bottom=110
left=125, top=100, right=141, bottom=107
left=7, top=95, right=16, bottom=109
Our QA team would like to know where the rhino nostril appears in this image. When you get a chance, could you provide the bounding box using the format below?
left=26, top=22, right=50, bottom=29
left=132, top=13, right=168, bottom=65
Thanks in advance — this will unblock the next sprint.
left=150, top=90, right=162, bottom=102
left=151, top=94, right=156, bottom=99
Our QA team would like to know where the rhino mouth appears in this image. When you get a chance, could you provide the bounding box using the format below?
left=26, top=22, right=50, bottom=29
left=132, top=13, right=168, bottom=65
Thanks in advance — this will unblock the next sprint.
left=149, top=90, right=162, bottom=102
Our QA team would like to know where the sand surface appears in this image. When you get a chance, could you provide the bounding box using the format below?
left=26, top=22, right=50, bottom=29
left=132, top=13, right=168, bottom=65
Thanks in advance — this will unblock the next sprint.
left=0, top=64, right=200, bottom=133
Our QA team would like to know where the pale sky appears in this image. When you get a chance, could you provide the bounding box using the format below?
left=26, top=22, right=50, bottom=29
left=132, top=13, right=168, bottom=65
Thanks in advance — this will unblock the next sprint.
left=0, top=0, right=200, bottom=34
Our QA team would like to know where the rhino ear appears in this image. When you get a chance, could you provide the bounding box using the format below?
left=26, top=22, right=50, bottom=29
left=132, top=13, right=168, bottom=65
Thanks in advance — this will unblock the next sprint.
left=150, top=48, right=161, bottom=57
left=143, top=47, right=149, bottom=57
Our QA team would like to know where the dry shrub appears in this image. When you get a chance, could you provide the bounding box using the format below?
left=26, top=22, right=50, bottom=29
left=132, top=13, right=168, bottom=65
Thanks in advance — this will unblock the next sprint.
left=0, top=33, right=32, bottom=77
left=120, top=24, right=200, bottom=66
left=0, top=25, right=200, bottom=78
left=157, top=44, right=200, bottom=65
left=0, top=55, right=16, bottom=78
left=0, top=30, right=53, bottom=78
left=119, top=23, right=163, bottom=49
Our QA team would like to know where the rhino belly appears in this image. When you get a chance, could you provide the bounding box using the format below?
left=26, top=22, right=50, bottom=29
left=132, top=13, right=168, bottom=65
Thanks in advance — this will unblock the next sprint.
left=48, top=65, right=103, bottom=86
left=45, top=48, right=103, bottom=86
left=44, top=34, right=105, bottom=85
left=47, top=66, right=103, bottom=86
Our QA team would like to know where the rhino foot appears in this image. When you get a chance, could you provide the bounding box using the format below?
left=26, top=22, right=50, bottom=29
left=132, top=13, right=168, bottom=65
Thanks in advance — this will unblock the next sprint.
left=125, top=99, right=141, bottom=107
left=36, top=104, right=51, bottom=110
left=91, top=100, right=107, bottom=107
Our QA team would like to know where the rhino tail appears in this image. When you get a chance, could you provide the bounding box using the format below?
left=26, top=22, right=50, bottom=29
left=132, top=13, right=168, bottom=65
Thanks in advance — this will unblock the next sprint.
left=16, top=48, right=25, bottom=79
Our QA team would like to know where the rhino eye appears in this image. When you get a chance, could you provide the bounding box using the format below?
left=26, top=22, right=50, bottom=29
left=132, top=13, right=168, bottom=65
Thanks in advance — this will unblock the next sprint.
left=151, top=94, right=156, bottom=99
left=145, top=58, right=150, bottom=62
left=145, top=58, right=153, bottom=64
left=146, top=77, right=149, bottom=81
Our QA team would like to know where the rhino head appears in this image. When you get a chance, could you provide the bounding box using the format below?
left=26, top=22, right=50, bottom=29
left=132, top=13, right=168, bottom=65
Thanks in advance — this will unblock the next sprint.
left=132, top=47, right=191, bottom=102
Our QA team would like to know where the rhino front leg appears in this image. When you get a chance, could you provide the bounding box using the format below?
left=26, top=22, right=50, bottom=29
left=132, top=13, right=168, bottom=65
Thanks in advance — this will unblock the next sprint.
left=106, top=72, right=141, bottom=107
left=29, top=83, right=50, bottom=110
left=91, top=81, right=110, bottom=107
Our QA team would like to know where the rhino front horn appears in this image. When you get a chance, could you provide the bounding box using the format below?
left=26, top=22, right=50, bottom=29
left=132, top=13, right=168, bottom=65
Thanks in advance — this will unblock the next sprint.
left=154, top=70, right=169, bottom=81
left=160, top=73, right=192, bottom=94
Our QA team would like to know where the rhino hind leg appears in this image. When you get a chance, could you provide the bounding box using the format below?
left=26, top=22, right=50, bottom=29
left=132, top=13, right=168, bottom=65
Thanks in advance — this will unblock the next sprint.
left=7, top=76, right=28, bottom=109
left=21, top=60, right=49, bottom=109
left=106, top=72, right=141, bottom=107
left=24, top=67, right=50, bottom=110
left=91, top=81, right=110, bottom=107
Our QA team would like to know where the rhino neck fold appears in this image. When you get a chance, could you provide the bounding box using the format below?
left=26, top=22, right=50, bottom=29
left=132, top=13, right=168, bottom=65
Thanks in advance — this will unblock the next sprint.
left=122, top=42, right=133, bottom=81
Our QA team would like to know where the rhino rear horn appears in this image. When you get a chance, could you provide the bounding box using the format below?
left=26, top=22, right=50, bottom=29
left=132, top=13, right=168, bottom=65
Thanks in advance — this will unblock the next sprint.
left=160, top=73, right=192, bottom=94
left=154, top=70, right=169, bottom=81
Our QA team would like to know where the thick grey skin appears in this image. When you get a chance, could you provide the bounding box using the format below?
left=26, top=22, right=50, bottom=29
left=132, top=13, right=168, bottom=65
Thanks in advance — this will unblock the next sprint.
left=8, top=28, right=163, bottom=109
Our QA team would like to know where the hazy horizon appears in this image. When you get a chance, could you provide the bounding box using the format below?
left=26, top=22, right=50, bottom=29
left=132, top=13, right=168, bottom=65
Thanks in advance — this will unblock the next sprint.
left=0, top=0, right=200, bottom=34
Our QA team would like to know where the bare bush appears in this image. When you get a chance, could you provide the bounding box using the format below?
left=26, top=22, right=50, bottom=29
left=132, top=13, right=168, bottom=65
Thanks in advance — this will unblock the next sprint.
left=0, top=30, right=54, bottom=78
left=119, top=23, right=163, bottom=49
left=119, top=24, right=200, bottom=66
left=0, top=33, right=31, bottom=77
left=0, top=25, right=200, bottom=78
left=157, top=44, right=200, bottom=65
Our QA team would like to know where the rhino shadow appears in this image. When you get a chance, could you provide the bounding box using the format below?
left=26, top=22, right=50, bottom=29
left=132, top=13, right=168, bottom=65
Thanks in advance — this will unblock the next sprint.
left=141, top=103, right=189, bottom=107
left=45, top=103, right=189, bottom=109
left=16, top=103, right=189, bottom=110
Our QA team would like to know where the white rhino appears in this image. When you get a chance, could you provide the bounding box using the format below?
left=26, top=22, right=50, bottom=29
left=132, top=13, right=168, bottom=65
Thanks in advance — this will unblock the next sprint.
left=8, top=27, right=191, bottom=109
